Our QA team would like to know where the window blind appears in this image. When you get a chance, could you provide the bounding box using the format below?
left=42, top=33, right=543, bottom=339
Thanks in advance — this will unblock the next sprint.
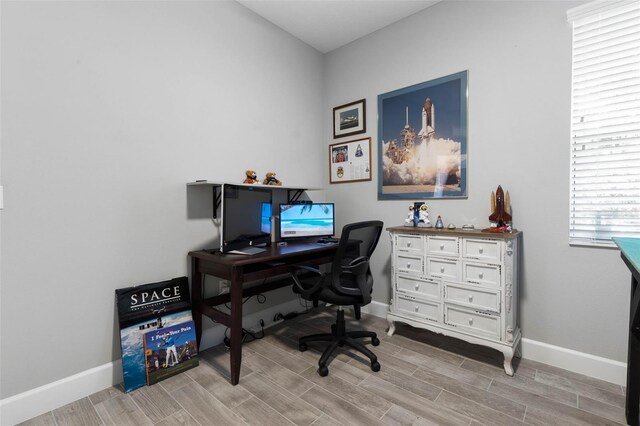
left=568, top=0, right=640, bottom=246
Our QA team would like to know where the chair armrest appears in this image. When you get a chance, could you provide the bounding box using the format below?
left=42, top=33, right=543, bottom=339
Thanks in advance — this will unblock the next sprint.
left=340, top=257, right=368, bottom=275
left=291, top=265, right=325, bottom=299
left=336, top=257, right=372, bottom=305
left=347, top=256, right=368, bottom=268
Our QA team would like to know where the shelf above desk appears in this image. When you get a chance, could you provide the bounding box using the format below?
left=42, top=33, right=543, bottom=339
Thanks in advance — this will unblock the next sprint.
left=187, top=180, right=321, bottom=191
left=187, top=180, right=323, bottom=218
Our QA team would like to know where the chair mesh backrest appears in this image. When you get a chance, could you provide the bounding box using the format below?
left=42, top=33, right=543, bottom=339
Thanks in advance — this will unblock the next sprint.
left=330, top=221, right=384, bottom=300
left=334, top=220, right=384, bottom=265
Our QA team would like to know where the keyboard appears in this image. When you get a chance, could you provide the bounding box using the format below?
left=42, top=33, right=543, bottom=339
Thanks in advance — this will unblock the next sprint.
left=317, top=238, right=339, bottom=244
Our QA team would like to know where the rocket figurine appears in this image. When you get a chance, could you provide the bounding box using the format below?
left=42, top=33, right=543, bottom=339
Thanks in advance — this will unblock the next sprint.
left=489, top=185, right=512, bottom=227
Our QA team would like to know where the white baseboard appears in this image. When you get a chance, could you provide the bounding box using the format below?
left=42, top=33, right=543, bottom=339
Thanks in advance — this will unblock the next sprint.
left=0, top=297, right=306, bottom=425
left=364, top=303, right=627, bottom=386
left=520, top=337, right=626, bottom=386
left=0, top=361, right=123, bottom=426
left=2, top=300, right=628, bottom=425
left=360, top=300, right=391, bottom=318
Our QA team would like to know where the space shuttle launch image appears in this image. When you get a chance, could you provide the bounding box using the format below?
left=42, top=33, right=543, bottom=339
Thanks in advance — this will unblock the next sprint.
left=378, top=70, right=468, bottom=199
left=418, top=98, right=435, bottom=141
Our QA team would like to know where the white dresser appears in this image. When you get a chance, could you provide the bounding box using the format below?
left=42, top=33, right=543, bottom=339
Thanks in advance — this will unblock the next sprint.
left=386, top=226, right=522, bottom=375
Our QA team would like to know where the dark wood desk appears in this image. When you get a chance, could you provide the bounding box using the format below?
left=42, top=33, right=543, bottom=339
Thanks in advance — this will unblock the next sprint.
left=188, top=242, right=338, bottom=385
left=614, top=237, right=640, bottom=426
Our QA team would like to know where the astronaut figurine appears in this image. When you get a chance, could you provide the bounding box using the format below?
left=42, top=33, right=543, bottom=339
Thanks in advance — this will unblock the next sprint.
left=404, top=205, right=415, bottom=226
left=417, top=204, right=431, bottom=227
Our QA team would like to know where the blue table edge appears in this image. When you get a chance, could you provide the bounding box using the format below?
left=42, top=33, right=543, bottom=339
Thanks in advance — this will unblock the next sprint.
left=614, top=237, right=640, bottom=273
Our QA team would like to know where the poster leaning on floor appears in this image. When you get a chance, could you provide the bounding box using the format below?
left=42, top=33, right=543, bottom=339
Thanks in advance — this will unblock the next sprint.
left=115, top=276, right=197, bottom=392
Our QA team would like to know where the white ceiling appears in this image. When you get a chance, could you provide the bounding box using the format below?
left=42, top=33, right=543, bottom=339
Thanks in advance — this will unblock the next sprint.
left=237, top=0, right=440, bottom=53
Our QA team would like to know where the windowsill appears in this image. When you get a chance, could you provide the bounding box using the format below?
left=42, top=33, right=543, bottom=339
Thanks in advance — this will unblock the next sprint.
left=569, top=240, right=619, bottom=249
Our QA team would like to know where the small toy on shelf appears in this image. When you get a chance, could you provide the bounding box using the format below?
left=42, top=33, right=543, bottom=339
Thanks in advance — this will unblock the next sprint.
left=484, top=185, right=512, bottom=233
left=243, top=170, right=260, bottom=184
left=417, top=204, right=431, bottom=228
left=263, top=172, right=282, bottom=186
left=435, top=215, right=444, bottom=229
left=448, top=223, right=456, bottom=229
left=404, top=205, right=415, bottom=226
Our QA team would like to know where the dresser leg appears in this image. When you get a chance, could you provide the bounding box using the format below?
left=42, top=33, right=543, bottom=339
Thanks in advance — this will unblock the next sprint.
left=387, top=319, right=396, bottom=336
left=503, top=349, right=515, bottom=376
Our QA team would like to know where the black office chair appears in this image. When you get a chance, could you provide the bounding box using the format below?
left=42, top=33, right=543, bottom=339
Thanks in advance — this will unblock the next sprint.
left=291, top=220, right=384, bottom=376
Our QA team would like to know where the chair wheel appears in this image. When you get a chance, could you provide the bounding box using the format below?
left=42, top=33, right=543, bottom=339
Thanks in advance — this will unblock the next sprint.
left=299, top=343, right=308, bottom=352
left=372, top=337, right=380, bottom=346
left=371, top=361, right=380, bottom=372
left=318, top=365, right=329, bottom=377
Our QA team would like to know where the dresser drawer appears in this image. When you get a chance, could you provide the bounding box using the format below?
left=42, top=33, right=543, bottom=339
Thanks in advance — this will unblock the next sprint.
left=396, top=295, right=440, bottom=323
left=445, top=305, right=500, bottom=339
left=427, top=257, right=460, bottom=281
left=396, top=234, right=424, bottom=253
left=427, top=236, right=459, bottom=257
left=444, top=282, right=500, bottom=313
left=463, top=261, right=501, bottom=288
left=463, top=239, right=501, bottom=262
left=396, top=275, right=440, bottom=301
left=395, top=253, right=423, bottom=276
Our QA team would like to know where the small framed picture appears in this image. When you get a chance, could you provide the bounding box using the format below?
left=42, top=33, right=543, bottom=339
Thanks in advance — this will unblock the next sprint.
left=329, top=137, right=372, bottom=184
left=333, top=99, right=366, bottom=139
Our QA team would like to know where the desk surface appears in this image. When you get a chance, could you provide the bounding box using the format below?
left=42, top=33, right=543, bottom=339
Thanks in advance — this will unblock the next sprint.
left=189, top=241, right=339, bottom=266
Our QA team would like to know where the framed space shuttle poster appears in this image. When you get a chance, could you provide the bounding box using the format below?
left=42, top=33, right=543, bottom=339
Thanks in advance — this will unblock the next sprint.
left=329, top=137, right=371, bottom=184
left=377, top=71, right=468, bottom=199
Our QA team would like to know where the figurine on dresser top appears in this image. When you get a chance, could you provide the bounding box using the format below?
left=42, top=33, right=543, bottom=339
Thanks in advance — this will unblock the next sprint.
left=404, top=205, right=415, bottom=226
left=485, top=185, right=512, bottom=232
left=434, top=215, right=444, bottom=229
left=417, top=204, right=431, bottom=227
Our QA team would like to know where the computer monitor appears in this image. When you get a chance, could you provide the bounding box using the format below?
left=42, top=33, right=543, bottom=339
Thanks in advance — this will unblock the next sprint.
left=279, top=203, right=335, bottom=240
left=260, top=202, right=272, bottom=235
left=221, top=184, right=272, bottom=253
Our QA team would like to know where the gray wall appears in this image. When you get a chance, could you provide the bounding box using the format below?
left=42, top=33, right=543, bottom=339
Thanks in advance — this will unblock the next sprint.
left=0, top=1, right=323, bottom=398
left=324, top=1, right=631, bottom=362
left=1, top=0, right=631, bottom=401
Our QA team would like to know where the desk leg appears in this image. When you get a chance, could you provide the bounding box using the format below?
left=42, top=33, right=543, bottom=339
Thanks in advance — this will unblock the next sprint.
left=229, top=268, right=243, bottom=385
left=627, top=275, right=640, bottom=426
left=191, top=257, right=203, bottom=350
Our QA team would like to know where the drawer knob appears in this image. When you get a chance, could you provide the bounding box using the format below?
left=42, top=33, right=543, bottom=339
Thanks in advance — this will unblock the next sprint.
left=479, top=247, right=484, bottom=254
left=468, top=295, right=473, bottom=302
left=414, top=305, right=419, bottom=312
left=415, top=284, right=420, bottom=291
left=468, top=317, right=473, bottom=325
left=407, top=241, right=411, bottom=247
left=478, top=272, right=484, bottom=279
left=407, top=262, right=411, bottom=268
left=440, top=266, right=445, bottom=273
left=440, top=244, right=444, bottom=250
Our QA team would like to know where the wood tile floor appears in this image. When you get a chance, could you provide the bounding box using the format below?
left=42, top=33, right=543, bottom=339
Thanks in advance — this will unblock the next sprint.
left=20, top=307, right=627, bottom=425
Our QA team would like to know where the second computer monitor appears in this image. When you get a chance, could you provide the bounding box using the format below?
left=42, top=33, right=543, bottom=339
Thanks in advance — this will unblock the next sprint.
left=279, top=203, right=335, bottom=240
